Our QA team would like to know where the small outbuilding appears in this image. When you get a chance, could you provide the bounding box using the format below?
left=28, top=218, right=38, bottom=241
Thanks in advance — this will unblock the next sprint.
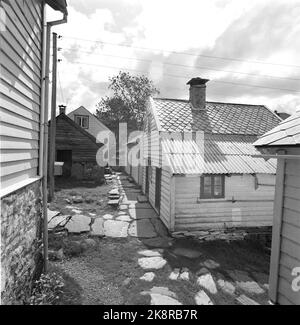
left=254, top=109, right=300, bottom=305
left=49, top=106, right=103, bottom=180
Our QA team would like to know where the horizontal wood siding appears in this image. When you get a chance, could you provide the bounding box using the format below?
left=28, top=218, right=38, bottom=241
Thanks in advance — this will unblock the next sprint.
left=277, top=158, right=300, bottom=305
left=0, top=0, right=43, bottom=189
left=174, top=174, right=275, bottom=230
left=54, top=116, right=100, bottom=163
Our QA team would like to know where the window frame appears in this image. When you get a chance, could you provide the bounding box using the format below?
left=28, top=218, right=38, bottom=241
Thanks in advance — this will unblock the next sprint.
left=200, top=174, right=225, bottom=199
left=74, top=114, right=89, bottom=129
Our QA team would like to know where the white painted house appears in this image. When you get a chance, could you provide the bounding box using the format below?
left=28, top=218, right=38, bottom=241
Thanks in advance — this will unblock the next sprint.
left=130, top=78, right=281, bottom=233
left=254, top=109, right=300, bottom=305
left=67, top=105, right=110, bottom=139
left=0, top=0, right=67, bottom=304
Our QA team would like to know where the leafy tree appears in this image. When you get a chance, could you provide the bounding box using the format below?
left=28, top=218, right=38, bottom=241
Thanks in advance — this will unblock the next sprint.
left=96, top=71, right=159, bottom=132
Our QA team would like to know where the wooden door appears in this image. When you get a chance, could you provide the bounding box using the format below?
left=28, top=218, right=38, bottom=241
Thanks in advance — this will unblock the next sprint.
left=57, top=150, right=72, bottom=177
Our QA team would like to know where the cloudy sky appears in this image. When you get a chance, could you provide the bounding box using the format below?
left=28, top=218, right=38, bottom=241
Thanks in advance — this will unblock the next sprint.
left=49, top=0, right=300, bottom=115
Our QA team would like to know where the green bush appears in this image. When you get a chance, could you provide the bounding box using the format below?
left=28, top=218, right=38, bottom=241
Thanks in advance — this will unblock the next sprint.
left=29, top=272, right=64, bottom=305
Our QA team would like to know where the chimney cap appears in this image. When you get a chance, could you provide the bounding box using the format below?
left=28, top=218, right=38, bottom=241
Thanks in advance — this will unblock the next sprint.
left=59, top=104, right=66, bottom=114
left=187, top=77, right=209, bottom=86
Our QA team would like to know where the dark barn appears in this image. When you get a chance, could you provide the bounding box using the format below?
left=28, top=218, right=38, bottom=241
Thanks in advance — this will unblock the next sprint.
left=49, top=109, right=103, bottom=180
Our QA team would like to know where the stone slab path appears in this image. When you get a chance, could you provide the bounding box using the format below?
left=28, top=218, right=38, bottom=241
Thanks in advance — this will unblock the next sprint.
left=48, top=172, right=171, bottom=242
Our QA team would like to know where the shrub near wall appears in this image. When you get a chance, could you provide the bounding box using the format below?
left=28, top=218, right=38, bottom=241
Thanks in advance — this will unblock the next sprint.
left=1, top=180, right=43, bottom=305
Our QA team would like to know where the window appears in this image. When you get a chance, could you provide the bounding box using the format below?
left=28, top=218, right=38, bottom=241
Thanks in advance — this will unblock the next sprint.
left=200, top=175, right=225, bottom=199
left=75, top=115, right=89, bottom=129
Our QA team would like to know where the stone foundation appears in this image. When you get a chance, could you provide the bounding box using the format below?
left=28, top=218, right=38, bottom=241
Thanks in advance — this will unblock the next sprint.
left=1, top=180, right=43, bottom=305
left=172, top=226, right=272, bottom=245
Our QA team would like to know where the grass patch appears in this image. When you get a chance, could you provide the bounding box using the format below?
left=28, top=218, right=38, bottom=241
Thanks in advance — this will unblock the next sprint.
left=49, top=264, right=83, bottom=305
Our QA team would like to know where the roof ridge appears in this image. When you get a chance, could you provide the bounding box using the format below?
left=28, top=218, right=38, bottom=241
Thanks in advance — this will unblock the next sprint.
left=154, top=97, right=269, bottom=107
left=56, top=114, right=103, bottom=147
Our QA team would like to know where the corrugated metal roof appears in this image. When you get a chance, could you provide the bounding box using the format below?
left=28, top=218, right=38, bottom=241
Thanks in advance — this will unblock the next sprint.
left=162, top=134, right=276, bottom=175
left=254, top=110, right=300, bottom=147
left=154, top=98, right=281, bottom=135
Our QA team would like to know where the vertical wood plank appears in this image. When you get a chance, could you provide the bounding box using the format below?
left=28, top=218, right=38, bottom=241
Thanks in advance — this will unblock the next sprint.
left=170, top=176, right=176, bottom=231
left=269, top=157, right=286, bottom=303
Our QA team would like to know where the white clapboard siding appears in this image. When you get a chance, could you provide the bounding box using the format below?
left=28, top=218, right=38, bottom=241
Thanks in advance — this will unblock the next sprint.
left=0, top=0, right=43, bottom=193
left=0, top=136, right=39, bottom=150
left=0, top=149, right=39, bottom=163
left=0, top=167, right=39, bottom=189
left=174, top=174, right=275, bottom=230
left=0, top=38, right=41, bottom=87
left=5, top=1, right=41, bottom=59
left=275, top=158, right=300, bottom=305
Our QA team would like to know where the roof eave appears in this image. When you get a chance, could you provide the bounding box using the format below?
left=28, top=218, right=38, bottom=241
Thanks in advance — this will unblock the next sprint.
left=46, top=0, right=68, bottom=14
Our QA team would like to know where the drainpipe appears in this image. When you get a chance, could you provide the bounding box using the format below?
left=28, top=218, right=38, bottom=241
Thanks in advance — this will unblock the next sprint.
left=42, top=7, right=68, bottom=273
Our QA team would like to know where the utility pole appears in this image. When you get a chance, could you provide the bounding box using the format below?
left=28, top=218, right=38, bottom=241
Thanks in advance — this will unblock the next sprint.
left=49, top=32, right=57, bottom=201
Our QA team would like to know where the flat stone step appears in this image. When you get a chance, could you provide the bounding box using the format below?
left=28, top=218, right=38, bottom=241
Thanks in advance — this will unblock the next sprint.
left=236, top=295, right=260, bottom=305
left=108, top=199, right=120, bottom=206
left=137, top=195, right=148, bottom=203
left=108, top=194, right=120, bottom=200
left=108, top=188, right=119, bottom=195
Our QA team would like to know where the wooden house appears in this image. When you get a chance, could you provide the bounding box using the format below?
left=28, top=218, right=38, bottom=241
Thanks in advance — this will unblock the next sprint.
left=0, top=0, right=67, bottom=304
left=67, top=105, right=111, bottom=139
left=132, top=77, right=281, bottom=234
left=254, top=109, right=300, bottom=305
left=50, top=106, right=103, bottom=180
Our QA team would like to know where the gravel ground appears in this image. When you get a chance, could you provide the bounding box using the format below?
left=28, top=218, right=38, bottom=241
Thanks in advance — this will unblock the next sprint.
left=55, top=256, right=124, bottom=305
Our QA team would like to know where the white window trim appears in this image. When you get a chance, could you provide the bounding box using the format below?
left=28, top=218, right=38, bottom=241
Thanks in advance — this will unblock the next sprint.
left=75, top=115, right=89, bottom=129
left=0, top=177, right=42, bottom=198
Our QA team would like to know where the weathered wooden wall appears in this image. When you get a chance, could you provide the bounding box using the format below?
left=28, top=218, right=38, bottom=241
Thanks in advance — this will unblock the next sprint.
left=54, top=116, right=100, bottom=163
left=174, top=174, right=275, bottom=230
left=0, top=0, right=43, bottom=189
left=275, top=148, right=300, bottom=305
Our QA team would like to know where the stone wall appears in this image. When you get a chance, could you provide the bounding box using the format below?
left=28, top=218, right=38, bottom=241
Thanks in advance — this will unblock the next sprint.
left=172, top=226, right=272, bottom=246
left=1, top=180, right=43, bottom=305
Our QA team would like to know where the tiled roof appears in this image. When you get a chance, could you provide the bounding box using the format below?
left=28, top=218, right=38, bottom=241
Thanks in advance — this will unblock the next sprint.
left=154, top=98, right=281, bottom=135
left=162, top=134, right=276, bottom=175
left=254, top=110, right=300, bottom=147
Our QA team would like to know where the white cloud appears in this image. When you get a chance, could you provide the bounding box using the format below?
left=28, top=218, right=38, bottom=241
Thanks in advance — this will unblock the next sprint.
left=48, top=0, right=300, bottom=115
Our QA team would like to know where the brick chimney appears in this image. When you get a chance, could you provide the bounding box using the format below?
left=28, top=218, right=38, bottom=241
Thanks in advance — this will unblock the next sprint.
left=187, top=77, right=209, bottom=110
left=59, top=105, right=66, bottom=115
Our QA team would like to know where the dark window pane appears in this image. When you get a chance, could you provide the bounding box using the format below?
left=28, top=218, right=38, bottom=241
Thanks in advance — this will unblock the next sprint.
left=214, top=176, right=223, bottom=196
left=203, top=176, right=212, bottom=195
left=82, top=117, right=88, bottom=128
